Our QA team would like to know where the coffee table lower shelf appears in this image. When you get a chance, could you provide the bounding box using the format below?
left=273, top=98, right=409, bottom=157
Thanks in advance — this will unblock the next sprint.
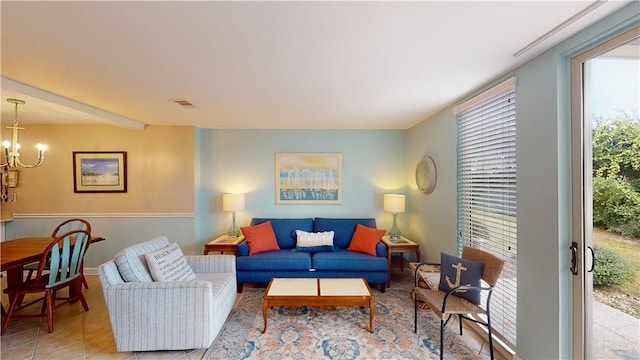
left=262, top=278, right=375, bottom=334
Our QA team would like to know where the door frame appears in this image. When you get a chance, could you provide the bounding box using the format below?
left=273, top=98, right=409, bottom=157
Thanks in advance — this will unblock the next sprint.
left=570, top=25, right=639, bottom=359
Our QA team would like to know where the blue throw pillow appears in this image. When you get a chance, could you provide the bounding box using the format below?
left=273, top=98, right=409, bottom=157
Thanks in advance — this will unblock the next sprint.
left=438, top=252, right=484, bottom=304
left=291, top=245, right=336, bottom=253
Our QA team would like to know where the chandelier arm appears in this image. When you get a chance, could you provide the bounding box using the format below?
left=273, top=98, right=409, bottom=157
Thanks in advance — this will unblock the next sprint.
left=15, top=157, right=45, bottom=169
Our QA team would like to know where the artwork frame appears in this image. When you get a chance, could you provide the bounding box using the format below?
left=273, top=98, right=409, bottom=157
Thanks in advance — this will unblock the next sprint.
left=73, top=151, right=127, bottom=193
left=275, top=152, right=342, bottom=204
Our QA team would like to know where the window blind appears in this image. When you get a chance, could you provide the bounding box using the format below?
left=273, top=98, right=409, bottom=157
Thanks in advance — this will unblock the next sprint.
left=456, top=77, right=518, bottom=349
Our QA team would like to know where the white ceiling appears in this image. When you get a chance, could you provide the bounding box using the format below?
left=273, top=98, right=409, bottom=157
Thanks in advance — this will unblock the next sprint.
left=0, top=1, right=633, bottom=130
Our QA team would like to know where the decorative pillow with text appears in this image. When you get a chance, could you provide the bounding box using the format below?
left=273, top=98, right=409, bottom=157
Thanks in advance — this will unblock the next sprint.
left=144, top=242, right=196, bottom=282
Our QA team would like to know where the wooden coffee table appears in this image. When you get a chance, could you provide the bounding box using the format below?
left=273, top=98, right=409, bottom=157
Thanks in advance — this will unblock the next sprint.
left=262, top=278, right=375, bottom=333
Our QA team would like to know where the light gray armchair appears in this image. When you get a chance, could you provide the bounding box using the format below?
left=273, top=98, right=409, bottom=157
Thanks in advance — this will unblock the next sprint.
left=97, top=236, right=236, bottom=351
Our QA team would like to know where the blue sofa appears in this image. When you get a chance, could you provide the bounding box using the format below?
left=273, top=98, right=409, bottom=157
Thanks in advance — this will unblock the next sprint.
left=236, top=217, right=388, bottom=292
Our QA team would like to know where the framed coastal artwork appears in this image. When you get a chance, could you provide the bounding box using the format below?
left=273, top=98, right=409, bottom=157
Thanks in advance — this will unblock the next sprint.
left=73, top=151, right=127, bottom=193
left=275, top=152, right=342, bottom=204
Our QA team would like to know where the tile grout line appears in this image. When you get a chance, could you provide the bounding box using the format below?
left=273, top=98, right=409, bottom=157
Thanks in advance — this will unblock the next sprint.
left=81, top=306, right=87, bottom=360
left=31, top=318, right=41, bottom=360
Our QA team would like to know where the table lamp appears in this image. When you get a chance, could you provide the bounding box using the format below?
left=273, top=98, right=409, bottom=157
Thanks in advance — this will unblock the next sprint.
left=384, top=193, right=405, bottom=241
left=223, top=193, right=245, bottom=237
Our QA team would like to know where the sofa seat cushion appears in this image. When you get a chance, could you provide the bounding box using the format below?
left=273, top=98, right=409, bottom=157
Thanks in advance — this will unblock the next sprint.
left=236, top=250, right=311, bottom=271
left=114, top=236, right=171, bottom=282
left=312, top=249, right=387, bottom=272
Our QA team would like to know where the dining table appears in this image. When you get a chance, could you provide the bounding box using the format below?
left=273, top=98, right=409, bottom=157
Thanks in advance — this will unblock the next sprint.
left=1, top=236, right=106, bottom=298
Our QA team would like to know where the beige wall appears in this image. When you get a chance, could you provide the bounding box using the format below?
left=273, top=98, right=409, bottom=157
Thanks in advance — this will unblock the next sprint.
left=5, top=125, right=194, bottom=214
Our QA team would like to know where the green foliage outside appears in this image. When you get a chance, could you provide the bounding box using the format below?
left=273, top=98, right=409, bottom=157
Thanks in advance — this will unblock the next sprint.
left=592, top=245, right=633, bottom=287
left=592, top=116, right=640, bottom=237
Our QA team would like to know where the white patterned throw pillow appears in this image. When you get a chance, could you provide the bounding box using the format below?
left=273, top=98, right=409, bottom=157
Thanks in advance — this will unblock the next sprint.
left=144, top=242, right=196, bottom=282
left=295, top=230, right=336, bottom=252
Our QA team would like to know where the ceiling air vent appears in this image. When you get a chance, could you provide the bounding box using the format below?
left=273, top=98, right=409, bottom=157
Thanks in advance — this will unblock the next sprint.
left=174, top=99, right=194, bottom=107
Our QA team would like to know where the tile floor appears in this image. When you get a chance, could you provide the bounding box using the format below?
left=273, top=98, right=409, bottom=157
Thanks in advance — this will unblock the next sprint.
left=1, top=270, right=505, bottom=360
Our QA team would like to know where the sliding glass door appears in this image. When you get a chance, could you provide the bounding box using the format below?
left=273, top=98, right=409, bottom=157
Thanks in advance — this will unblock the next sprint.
left=570, top=26, right=639, bottom=359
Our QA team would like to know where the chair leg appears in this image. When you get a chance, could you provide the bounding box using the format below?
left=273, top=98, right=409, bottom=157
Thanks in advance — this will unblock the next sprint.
left=414, top=291, right=418, bottom=333
left=487, top=312, right=495, bottom=360
left=45, top=290, right=54, bottom=333
left=16, top=294, right=25, bottom=309
left=459, top=315, right=463, bottom=335
left=40, top=295, right=48, bottom=314
left=76, top=279, right=89, bottom=311
left=440, top=319, right=445, bottom=360
left=82, top=275, right=89, bottom=290
left=1, top=295, right=19, bottom=335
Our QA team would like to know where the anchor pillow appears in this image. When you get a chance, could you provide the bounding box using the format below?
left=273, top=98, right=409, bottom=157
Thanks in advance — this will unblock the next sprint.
left=438, top=252, right=484, bottom=304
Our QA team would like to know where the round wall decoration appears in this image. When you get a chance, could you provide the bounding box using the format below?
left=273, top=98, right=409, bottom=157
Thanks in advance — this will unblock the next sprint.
left=415, top=156, right=437, bottom=195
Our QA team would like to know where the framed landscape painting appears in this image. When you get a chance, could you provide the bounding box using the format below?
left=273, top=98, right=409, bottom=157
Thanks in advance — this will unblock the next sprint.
left=73, top=151, right=127, bottom=193
left=275, top=152, right=342, bottom=204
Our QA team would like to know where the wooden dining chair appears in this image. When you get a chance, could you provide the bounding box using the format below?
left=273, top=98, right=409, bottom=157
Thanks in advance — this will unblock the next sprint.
left=2, top=229, right=91, bottom=335
left=24, top=218, right=92, bottom=289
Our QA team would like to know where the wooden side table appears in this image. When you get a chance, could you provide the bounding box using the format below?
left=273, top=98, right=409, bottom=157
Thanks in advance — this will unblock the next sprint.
left=381, top=235, right=420, bottom=287
left=203, top=234, right=245, bottom=256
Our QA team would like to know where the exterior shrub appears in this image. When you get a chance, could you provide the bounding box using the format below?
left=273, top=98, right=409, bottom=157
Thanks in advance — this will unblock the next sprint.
left=592, top=176, right=640, bottom=237
left=593, top=246, right=632, bottom=287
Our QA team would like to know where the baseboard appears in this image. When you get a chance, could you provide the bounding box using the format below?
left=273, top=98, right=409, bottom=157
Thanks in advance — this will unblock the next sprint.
left=463, top=318, right=518, bottom=359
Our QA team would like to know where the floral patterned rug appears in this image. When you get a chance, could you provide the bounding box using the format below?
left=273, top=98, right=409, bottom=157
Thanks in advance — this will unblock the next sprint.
left=204, top=287, right=481, bottom=360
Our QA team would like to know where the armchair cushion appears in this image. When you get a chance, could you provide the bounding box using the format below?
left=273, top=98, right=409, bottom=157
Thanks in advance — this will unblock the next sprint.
left=438, top=252, right=484, bottom=304
left=144, top=242, right=196, bottom=282
left=114, top=236, right=171, bottom=282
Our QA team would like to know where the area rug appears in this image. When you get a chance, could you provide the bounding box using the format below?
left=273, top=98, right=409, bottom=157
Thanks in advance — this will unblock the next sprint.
left=203, top=288, right=481, bottom=360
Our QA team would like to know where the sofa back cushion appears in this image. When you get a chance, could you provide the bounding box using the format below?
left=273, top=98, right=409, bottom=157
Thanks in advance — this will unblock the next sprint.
left=313, top=218, right=377, bottom=249
left=250, top=218, right=313, bottom=249
left=114, top=236, right=171, bottom=282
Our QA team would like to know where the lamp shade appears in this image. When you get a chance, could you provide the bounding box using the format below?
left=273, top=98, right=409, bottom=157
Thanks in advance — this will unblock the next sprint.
left=383, top=194, right=405, bottom=213
left=223, top=193, right=245, bottom=212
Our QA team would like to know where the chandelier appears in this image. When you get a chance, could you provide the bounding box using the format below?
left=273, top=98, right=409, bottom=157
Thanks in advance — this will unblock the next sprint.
left=1, top=98, right=47, bottom=196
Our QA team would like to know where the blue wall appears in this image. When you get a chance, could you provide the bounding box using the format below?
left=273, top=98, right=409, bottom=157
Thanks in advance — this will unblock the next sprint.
left=195, top=129, right=407, bottom=244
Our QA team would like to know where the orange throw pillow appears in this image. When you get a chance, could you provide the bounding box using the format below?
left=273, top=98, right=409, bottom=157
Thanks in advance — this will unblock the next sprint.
left=241, top=221, right=280, bottom=255
left=347, top=224, right=386, bottom=256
